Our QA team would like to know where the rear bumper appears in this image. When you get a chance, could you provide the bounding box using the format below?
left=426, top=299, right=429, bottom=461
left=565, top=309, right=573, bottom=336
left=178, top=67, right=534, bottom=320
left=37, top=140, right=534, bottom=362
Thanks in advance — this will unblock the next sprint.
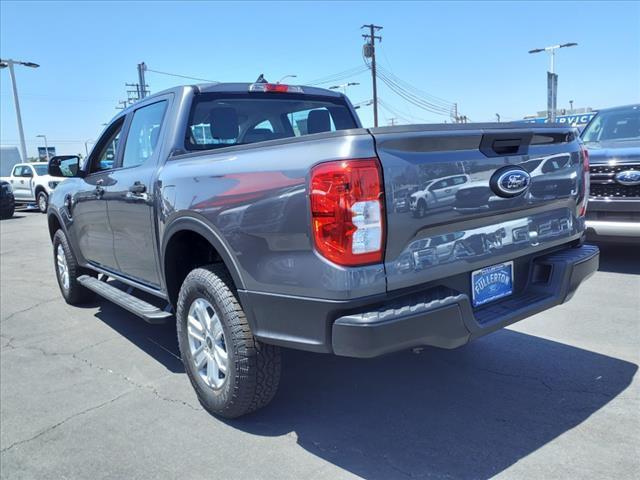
left=239, top=244, right=599, bottom=357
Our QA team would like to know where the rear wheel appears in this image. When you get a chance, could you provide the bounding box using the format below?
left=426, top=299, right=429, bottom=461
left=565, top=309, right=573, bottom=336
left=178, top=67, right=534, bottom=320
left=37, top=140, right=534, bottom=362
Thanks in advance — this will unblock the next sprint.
left=37, top=191, right=48, bottom=213
left=176, top=265, right=281, bottom=418
left=53, top=229, right=95, bottom=305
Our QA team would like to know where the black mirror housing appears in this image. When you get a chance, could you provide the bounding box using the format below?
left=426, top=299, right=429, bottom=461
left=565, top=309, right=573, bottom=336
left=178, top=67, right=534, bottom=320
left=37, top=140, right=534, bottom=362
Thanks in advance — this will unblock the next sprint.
left=49, top=155, right=81, bottom=178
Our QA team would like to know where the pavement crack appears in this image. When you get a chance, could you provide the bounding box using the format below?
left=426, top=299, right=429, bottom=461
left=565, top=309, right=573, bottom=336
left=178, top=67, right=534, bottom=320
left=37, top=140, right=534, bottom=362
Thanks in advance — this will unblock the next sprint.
left=0, top=297, right=60, bottom=324
left=0, top=391, right=132, bottom=454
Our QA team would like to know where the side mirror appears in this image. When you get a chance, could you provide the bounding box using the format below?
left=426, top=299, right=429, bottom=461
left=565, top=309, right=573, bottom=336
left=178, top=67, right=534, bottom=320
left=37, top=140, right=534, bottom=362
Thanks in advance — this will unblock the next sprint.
left=49, top=155, right=81, bottom=178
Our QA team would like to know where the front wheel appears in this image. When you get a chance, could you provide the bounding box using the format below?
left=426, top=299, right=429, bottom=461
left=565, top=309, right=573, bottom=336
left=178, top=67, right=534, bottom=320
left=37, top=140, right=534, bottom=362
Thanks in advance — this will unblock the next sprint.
left=176, top=265, right=281, bottom=418
left=53, top=229, right=95, bottom=305
left=0, top=205, right=14, bottom=219
left=37, top=191, right=49, bottom=213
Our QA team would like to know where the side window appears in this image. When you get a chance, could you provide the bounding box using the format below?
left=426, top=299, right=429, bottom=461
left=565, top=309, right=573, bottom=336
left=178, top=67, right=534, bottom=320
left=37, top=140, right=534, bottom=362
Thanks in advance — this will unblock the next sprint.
left=122, top=101, right=168, bottom=169
left=12, top=166, right=23, bottom=177
left=451, top=176, right=467, bottom=186
left=429, top=180, right=447, bottom=191
left=21, top=166, right=33, bottom=177
left=90, top=119, right=124, bottom=173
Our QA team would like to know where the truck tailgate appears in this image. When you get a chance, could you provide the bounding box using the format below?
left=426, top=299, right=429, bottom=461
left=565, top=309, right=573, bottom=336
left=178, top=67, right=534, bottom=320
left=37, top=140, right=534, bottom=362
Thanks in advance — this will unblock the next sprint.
left=371, top=124, right=586, bottom=291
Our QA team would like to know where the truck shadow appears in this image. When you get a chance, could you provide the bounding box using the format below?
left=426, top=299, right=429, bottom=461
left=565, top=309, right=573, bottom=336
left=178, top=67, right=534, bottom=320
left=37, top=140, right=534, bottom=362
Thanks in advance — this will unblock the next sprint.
left=232, top=331, right=637, bottom=480
left=88, top=303, right=636, bottom=479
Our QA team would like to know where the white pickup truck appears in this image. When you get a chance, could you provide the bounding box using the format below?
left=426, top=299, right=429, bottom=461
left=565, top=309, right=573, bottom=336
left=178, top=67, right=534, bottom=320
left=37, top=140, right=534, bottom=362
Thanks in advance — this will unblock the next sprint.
left=0, top=162, right=64, bottom=213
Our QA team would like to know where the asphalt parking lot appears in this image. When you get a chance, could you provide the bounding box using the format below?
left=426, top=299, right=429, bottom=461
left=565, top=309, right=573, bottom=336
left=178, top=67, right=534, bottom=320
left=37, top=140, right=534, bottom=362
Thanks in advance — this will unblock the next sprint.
left=1, top=211, right=638, bottom=480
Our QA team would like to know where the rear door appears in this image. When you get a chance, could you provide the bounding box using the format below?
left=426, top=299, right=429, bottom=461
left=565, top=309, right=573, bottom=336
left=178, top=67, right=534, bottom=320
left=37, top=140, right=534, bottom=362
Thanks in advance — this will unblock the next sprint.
left=373, top=125, right=585, bottom=291
left=105, top=97, right=170, bottom=287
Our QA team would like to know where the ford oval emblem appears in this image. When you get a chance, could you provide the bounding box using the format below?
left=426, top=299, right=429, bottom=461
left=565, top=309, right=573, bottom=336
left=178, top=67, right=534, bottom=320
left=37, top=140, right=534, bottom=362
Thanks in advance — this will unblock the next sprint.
left=615, top=170, right=640, bottom=186
left=490, top=167, right=531, bottom=198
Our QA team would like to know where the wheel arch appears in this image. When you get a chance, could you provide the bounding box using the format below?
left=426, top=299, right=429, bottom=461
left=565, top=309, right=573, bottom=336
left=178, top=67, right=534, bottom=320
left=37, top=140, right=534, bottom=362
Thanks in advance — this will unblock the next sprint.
left=47, top=211, right=64, bottom=240
left=162, top=216, right=245, bottom=307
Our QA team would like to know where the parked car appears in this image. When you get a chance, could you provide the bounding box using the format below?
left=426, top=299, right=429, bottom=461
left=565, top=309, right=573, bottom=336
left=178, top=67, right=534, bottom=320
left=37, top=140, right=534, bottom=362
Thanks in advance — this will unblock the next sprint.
left=0, top=161, right=64, bottom=212
left=0, top=180, right=15, bottom=219
left=581, top=104, right=640, bottom=243
left=46, top=80, right=598, bottom=418
left=410, top=174, right=469, bottom=217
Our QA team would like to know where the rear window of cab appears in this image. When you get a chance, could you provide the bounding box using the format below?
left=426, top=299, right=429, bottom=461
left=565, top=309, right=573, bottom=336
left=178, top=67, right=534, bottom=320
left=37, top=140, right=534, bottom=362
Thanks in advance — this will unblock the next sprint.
left=185, top=93, right=358, bottom=151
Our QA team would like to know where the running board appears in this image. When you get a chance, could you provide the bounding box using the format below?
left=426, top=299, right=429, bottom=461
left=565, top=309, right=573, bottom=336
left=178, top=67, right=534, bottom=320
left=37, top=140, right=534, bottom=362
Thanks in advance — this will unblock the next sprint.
left=78, top=275, right=173, bottom=324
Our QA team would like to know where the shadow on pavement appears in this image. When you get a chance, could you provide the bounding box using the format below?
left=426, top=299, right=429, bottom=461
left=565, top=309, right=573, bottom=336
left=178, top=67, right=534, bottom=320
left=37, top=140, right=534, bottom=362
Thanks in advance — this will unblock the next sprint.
left=0, top=214, right=27, bottom=221
left=596, top=244, right=640, bottom=274
left=86, top=290, right=637, bottom=479
left=233, top=331, right=637, bottom=480
left=90, top=301, right=183, bottom=373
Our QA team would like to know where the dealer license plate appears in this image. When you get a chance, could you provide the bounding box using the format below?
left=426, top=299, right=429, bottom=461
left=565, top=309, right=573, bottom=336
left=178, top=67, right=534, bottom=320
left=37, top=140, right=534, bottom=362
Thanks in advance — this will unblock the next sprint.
left=471, top=261, right=513, bottom=307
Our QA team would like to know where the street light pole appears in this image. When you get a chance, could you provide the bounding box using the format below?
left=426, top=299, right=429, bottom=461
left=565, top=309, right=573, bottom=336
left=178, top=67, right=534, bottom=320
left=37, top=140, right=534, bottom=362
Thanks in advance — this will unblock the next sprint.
left=84, top=140, right=94, bottom=157
left=277, top=74, right=297, bottom=84
left=0, top=59, right=40, bottom=162
left=36, top=134, right=49, bottom=161
left=528, top=43, right=577, bottom=123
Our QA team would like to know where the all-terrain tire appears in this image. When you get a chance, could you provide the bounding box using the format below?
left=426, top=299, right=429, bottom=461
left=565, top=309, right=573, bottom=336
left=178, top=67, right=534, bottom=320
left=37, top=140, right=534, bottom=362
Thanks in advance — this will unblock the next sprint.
left=53, top=229, right=95, bottom=305
left=176, top=264, right=281, bottom=418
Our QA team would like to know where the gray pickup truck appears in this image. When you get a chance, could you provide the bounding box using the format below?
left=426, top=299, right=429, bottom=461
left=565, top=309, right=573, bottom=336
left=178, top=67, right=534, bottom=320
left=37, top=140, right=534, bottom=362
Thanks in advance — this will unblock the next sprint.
left=47, top=80, right=598, bottom=418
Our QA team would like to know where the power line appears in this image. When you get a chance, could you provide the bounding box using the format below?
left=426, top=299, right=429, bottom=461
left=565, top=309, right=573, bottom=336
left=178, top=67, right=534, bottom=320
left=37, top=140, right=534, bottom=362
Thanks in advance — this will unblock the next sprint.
left=145, top=67, right=217, bottom=83
left=306, top=65, right=369, bottom=86
left=376, top=65, right=455, bottom=108
left=375, top=68, right=452, bottom=116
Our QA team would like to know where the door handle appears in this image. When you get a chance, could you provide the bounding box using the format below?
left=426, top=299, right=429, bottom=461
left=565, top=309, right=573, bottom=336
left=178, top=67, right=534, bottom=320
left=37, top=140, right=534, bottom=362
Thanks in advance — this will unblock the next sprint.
left=445, top=188, right=452, bottom=193
left=129, top=182, right=146, bottom=194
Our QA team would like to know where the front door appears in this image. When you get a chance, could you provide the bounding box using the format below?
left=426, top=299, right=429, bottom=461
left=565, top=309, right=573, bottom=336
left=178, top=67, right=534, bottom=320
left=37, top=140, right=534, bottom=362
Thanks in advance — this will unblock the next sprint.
left=105, top=98, right=169, bottom=287
left=10, top=165, right=34, bottom=201
left=72, top=117, right=125, bottom=270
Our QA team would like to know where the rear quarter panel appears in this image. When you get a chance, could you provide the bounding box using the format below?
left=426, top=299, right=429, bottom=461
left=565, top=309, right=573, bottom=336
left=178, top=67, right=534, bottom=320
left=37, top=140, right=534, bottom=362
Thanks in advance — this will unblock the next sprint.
left=158, top=132, right=387, bottom=300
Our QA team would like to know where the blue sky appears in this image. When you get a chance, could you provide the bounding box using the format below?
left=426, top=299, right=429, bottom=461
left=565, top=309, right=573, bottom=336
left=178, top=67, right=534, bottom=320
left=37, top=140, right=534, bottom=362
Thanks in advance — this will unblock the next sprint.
left=1, top=0, right=639, bottom=158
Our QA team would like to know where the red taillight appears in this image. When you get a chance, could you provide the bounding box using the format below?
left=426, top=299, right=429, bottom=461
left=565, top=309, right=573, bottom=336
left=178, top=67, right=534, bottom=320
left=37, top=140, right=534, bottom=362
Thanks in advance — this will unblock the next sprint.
left=248, top=83, right=304, bottom=93
left=310, top=158, right=385, bottom=266
left=579, top=145, right=589, bottom=216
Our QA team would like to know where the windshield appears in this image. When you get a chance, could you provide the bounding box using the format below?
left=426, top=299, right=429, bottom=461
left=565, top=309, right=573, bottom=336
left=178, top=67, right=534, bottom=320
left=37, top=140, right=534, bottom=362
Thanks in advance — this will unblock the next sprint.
left=186, top=93, right=358, bottom=151
left=33, top=165, right=48, bottom=175
left=582, top=106, right=640, bottom=143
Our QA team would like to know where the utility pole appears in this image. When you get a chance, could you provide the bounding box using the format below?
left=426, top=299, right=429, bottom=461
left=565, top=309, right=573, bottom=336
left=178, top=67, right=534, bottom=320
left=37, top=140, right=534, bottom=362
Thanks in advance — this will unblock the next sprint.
left=0, top=59, right=40, bottom=161
left=138, top=62, right=148, bottom=99
left=528, top=43, right=577, bottom=122
left=362, top=24, right=382, bottom=127
left=388, top=118, right=398, bottom=126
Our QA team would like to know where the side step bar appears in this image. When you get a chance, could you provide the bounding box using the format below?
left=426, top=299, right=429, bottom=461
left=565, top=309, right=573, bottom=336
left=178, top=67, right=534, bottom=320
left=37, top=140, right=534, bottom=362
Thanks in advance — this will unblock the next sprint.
left=77, top=275, right=173, bottom=324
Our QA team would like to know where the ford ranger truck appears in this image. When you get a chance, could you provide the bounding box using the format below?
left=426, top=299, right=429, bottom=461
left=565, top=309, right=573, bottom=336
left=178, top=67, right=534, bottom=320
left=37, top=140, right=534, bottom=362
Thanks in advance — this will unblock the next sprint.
left=581, top=104, right=640, bottom=243
left=46, top=81, right=599, bottom=418
left=1, top=161, right=64, bottom=212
